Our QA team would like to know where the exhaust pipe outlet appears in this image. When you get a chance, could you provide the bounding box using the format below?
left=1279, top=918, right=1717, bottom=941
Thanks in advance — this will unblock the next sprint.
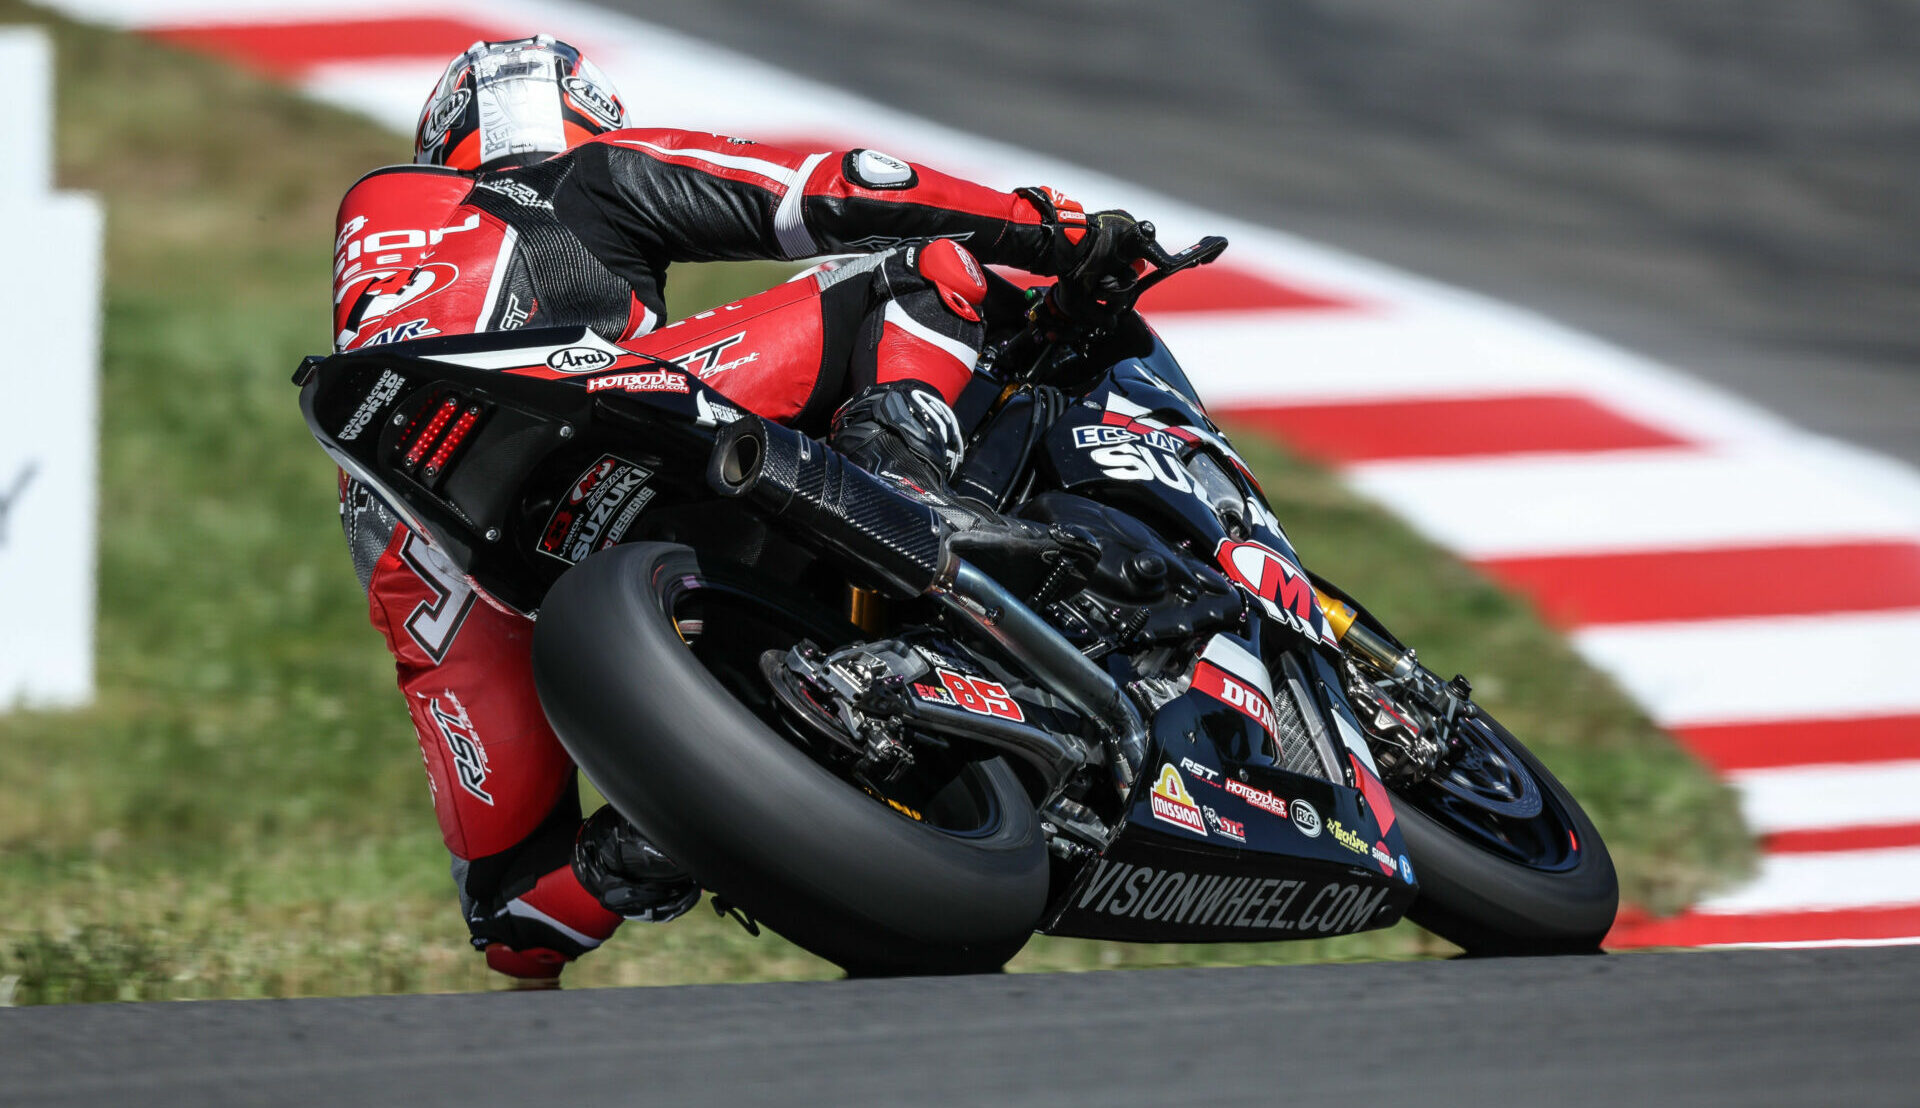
left=708, top=416, right=947, bottom=598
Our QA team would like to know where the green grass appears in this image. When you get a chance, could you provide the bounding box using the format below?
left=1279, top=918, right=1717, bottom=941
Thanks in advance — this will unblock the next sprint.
left=0, top=2, right=1749, bottom=1005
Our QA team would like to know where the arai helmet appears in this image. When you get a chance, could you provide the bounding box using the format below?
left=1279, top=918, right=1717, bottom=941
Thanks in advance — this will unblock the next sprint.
left=415, top=35, right=627, bottom=171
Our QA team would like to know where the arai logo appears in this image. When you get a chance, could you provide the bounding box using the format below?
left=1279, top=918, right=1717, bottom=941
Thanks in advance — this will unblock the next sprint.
left=1291, top=798, right=1322, bottom=838
left=547, top=346, right=617, bottom=374
left=425, top=88, right=471, bottom=141
left=563, top=76, right=623, bottom=128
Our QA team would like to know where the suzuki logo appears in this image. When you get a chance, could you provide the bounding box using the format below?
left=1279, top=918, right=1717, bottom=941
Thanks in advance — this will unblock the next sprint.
left=0, top=460, right=35, bottom=549
left=546, top=346, right=617, bottom=373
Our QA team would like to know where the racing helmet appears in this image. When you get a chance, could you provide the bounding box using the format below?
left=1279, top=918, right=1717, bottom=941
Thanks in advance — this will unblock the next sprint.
left=415, top=35, right=627, bottom=171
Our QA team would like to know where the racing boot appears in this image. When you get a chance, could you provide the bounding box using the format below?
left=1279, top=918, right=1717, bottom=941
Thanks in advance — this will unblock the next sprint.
left=572, top=805, right=700, bottom=922
left=830, top=381, right=1098, bottom=598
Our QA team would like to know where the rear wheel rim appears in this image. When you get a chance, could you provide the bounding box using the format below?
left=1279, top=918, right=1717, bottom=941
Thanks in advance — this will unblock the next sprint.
left=659, top=568, right=1007, bottom=839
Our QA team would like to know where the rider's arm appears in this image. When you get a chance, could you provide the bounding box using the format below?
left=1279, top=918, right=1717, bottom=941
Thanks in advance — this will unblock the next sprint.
left=555, top=129, right=1079, bottom=274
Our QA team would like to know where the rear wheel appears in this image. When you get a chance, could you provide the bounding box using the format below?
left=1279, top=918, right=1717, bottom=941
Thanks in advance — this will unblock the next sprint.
left=532, top=542, right=1047, bottom=976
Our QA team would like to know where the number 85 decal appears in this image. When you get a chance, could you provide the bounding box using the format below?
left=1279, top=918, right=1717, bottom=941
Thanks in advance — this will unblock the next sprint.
left=934, top=669, right=1026, bottom=722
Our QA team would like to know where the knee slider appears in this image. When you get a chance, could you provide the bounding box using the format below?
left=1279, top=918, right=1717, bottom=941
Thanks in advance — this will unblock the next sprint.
left=912, top=238, right=987, bottom=322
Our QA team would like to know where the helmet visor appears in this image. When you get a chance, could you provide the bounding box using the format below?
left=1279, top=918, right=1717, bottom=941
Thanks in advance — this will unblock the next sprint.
left=472, top=47, right=567, bottom=167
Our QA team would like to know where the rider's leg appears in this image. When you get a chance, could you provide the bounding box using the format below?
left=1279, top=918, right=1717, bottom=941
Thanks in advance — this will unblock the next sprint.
left=344, top=481, right=695, bottom=985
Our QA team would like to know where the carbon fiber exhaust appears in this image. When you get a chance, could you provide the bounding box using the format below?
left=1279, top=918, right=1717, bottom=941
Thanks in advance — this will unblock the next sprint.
left=708, top=416, right=1148, bottom=801
left=708, top=415, right=948, bottom=598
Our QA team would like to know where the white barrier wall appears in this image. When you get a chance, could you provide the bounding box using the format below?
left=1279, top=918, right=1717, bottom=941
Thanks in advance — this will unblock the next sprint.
left=0, top=27, right=103, bottom=708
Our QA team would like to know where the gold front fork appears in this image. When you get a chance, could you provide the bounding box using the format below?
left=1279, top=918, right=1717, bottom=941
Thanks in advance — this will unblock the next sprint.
left=1314, top=587, right=1415, bottom=680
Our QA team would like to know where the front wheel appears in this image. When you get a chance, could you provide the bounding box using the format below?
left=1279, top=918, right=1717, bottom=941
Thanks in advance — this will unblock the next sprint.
left=1391, top=709, right=1619, bottom=954
left=531, top=542, right=1048, bottom=976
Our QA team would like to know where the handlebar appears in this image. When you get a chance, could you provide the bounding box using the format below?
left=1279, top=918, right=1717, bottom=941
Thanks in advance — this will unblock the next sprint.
left=983, top=229, right=1226, bottom=387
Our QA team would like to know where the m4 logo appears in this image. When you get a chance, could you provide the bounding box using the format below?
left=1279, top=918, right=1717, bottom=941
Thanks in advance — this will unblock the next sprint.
left=1214, top=538, right=1338, bottom=645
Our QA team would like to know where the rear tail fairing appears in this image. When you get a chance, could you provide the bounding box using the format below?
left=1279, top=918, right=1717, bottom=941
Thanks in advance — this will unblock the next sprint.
left=297, top=326, right=743, bottom=612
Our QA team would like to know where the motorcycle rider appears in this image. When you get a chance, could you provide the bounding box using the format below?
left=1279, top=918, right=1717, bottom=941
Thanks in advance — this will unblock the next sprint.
left=332, top=35, right=1155, bottom=986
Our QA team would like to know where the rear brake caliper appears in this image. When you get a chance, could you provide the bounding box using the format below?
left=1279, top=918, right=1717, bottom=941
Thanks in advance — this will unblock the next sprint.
left=765, top=640, right=928, bottom=784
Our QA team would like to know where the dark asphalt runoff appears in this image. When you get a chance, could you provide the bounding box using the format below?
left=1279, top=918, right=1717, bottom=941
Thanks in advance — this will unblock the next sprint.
left=6, top=947, right=1919, bottom=1107
left=620, top=0, right=1920, bottom=465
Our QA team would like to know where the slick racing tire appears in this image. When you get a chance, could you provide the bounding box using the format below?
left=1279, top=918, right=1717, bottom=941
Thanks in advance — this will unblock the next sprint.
left=533, top=542, right=1047, bottom=976
left=1394, top=711, right=1619, bottom=955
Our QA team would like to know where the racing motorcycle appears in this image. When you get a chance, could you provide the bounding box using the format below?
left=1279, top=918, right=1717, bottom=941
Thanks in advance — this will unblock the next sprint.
left=296, top=234, right=1618, bottom=975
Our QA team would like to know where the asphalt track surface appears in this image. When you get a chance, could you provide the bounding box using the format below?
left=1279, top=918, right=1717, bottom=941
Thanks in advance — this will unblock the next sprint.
left=5, top=946, right=1918, bottom=1107
left=625, top=0, right=1920, bottom=466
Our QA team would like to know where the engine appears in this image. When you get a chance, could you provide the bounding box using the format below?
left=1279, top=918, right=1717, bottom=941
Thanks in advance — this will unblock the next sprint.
left=1015, top=491, right=1243, bottom=657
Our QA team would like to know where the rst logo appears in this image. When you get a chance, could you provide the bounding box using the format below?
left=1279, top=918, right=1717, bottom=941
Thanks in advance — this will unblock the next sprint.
left=547, top=346, right=618, bottom=374
left=427, top=690, right=492, bottom=805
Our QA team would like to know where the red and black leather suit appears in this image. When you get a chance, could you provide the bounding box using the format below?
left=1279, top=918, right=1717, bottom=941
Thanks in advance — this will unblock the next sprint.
left=330, top=129, right=1078, bottom=980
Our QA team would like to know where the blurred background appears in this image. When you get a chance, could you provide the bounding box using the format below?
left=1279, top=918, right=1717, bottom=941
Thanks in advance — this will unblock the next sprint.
left=2, top=0, right=1914, bottom=1004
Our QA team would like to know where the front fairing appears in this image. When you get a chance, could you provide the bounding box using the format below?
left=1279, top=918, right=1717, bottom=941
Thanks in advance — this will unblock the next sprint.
left=1036, top=330, right=1417, bottom=940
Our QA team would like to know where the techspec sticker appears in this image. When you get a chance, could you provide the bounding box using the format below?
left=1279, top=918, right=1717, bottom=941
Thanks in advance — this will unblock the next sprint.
left=913, top=669, right=1025, bottom=722
left=586, top=369, right=689, bottom=394
left=1149, top=764, right=1207, bottom=837
left=1213, top=538, right=1339, bottom=645
left=537, top=454, right=655, bottom=564
left=1328, top=818, right=1372, bottom=859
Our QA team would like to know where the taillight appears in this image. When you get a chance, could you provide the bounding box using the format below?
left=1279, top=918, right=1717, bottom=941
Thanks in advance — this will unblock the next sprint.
left=394, top=392, right=487, bottom=483
left=402, top=398, right=459, bottom=469
left=423, top=406, right=482, bottom=479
